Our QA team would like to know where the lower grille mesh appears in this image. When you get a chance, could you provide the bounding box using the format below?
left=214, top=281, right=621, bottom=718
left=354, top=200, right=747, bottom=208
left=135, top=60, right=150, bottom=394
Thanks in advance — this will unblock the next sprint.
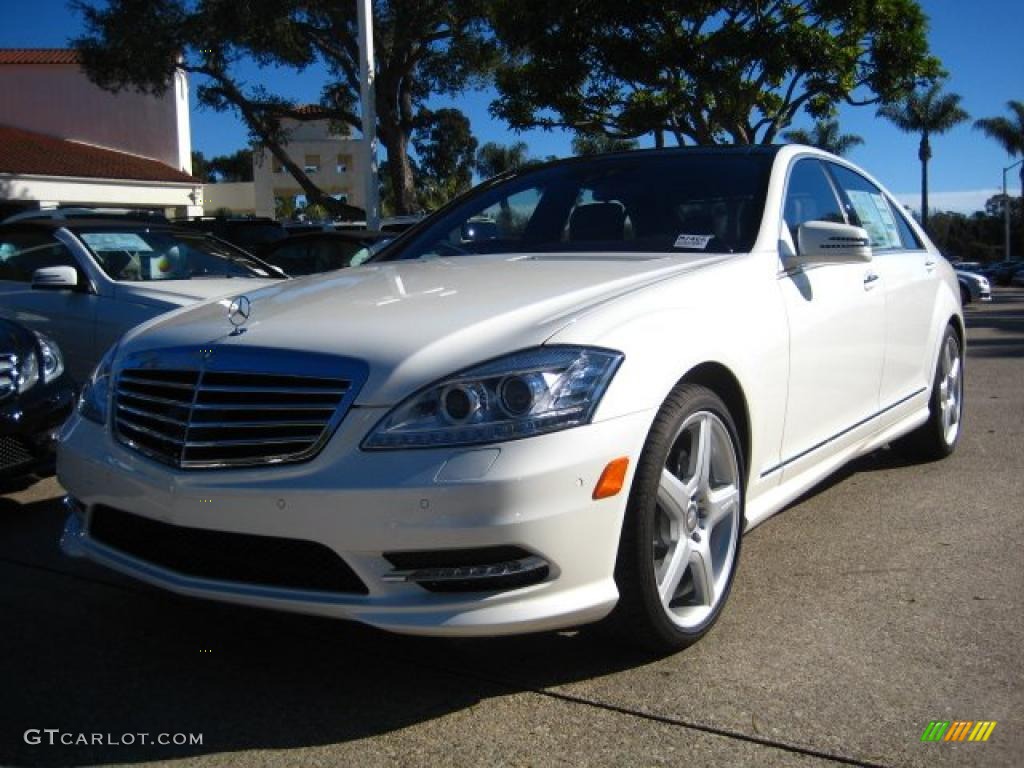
left=0, top=435, right=34, bottom=472
left=89, top=505, right=368, bottom=595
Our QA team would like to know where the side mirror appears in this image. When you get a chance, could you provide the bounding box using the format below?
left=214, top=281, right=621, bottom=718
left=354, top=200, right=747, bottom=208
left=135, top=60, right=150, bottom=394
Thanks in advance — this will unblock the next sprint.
left=31, top=266, right=79, bottom=290
left=796, top=221, right=872, bottom=264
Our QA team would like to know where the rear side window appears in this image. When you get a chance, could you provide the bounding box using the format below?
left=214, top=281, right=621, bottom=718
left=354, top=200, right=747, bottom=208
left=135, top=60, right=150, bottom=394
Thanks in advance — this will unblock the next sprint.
left=827, top=164, right=907, bottom=251
left=0, top=231, right=78, bottom=282
left=783, top=159, right=846, bottom=243
left=889, top=203, right=924, bottom=250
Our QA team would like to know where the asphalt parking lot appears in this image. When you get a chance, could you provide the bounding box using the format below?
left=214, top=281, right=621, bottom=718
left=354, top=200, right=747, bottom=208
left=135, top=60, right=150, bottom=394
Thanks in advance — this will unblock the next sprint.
left=1, top=289, right=1021, bottom=768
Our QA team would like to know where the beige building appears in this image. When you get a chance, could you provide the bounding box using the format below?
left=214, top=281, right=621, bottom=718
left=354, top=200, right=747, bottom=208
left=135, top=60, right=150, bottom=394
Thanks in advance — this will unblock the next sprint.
left=0, top=49, right=200, bottom=219
left=253, top=107, right=368, bottom=219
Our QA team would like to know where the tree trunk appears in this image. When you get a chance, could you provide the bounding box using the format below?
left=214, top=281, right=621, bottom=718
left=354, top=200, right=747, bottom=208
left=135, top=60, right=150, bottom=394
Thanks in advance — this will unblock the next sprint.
left=654, top=129, right=665, bottom=148
left=919, top=133, right=932, bottom=230
left=380, top=128, right=416, bottom=215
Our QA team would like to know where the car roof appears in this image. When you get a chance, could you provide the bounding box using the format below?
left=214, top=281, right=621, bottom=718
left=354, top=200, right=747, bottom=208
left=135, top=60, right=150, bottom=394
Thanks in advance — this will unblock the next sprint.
left=0, top=218, right=187, bottom=232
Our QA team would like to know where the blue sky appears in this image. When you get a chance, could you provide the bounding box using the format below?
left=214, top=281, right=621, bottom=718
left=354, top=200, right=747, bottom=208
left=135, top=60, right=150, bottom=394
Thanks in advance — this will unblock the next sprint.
left=3, top=0, right=1022, bottom=213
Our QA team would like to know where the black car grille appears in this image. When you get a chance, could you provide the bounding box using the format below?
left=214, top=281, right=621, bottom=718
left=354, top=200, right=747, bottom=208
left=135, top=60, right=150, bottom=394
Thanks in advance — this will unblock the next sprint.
left=0, top=354, right=17, bottom=401
left=113, top=368, right=352, bottom=468
left=89, top=505, right=368, bottom=595
left=0, top=435, right=34, bottom=472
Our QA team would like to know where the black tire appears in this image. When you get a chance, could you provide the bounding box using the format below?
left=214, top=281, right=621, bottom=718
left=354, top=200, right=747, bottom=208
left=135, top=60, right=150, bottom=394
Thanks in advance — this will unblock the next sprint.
left=960, top=284, right=971, bottom=306
left=604, top=383, right=745, bottom=654
left=894, top=324, right=964, bottom=461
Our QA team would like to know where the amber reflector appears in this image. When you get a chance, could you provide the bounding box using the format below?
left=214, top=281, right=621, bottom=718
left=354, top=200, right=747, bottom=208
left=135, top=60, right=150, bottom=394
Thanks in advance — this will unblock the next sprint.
left=593, top=457, right=630, bottom=500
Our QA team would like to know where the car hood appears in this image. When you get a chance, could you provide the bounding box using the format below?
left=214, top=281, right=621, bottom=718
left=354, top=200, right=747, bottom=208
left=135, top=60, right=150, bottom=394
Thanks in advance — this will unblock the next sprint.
left=115, top=278, right=281, bottom=309
left=119, top=253, right=726, bottom=405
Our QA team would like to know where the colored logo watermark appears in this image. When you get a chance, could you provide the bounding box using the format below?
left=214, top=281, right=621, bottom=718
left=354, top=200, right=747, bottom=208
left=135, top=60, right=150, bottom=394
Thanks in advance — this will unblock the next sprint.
left=921, top=721, right=997, bottom=742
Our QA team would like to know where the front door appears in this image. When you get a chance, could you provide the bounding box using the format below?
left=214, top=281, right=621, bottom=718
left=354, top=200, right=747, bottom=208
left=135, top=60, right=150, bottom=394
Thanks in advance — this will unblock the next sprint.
left=776, top=158, right=886, bottom=472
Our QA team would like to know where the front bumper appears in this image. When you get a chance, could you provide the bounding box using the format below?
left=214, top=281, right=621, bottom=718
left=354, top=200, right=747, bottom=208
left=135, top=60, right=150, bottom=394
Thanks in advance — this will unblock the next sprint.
left=57, top=407, right=654, bottom=636
left=1, top=376, right=75, bottom=478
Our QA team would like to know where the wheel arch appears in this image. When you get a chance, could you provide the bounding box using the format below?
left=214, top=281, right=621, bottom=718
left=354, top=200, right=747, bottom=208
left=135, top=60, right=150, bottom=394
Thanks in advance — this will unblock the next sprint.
left=678, top=362, right=752, bottom=490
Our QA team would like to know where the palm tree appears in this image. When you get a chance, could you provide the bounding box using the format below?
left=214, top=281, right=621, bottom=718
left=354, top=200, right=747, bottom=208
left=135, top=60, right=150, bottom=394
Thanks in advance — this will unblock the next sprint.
left=974, top=100, right=1024, bottom=199
left=878, top=81, right=969, bottom=229
left=475, top=142, right=531, bottom=180
left=781, top=119, right=864, bottom=157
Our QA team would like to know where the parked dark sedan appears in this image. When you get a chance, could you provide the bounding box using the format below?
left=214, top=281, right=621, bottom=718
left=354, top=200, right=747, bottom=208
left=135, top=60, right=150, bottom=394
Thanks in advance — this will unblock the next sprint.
left=172, top=216, right=289, bottom=256
left=260, top=230, right=389, bottom=276
left=1, top=319, right=75, bottom=478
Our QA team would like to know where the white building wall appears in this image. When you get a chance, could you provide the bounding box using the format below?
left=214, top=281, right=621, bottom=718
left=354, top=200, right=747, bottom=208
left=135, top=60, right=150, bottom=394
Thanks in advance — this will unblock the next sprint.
left=252, top=118, right=367, bottom=219
left=1, top=174, right=200, bottom=215
left=204, top=181, right=256, bottom=215
left=0, top=63, right=190, bottom=172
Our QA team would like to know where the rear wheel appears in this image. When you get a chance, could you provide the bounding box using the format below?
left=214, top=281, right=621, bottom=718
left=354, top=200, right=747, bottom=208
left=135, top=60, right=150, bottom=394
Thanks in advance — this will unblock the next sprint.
left=607, top=384, right=744, bottom=653
left=895, top=325, right=964, bottom=461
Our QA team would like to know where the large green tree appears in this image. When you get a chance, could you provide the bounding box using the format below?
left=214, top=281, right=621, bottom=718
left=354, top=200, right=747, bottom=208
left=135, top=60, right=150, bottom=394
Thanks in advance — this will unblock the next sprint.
left=207, top=148, right=254, bottom=182
left=782, top=118, right=863, bottom=156
left=489, top=0, right=940, bottom=147
left=73, top=0, right=496, bottom=216
left=571, top=131, right=638, bottom=156
left=475, top=141, right=531, bottom=179
left=412, top=108, right=477, bottom=208
left=974, top=100, right=1024, bottom=198
left=878, top=80, right=968, bottom=229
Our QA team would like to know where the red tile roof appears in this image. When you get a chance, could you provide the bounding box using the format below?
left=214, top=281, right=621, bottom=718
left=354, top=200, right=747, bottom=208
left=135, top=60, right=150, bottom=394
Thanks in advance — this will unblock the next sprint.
left=0, top=125, right=197, bottom=184
left=0, top=49, right=80, bottom=65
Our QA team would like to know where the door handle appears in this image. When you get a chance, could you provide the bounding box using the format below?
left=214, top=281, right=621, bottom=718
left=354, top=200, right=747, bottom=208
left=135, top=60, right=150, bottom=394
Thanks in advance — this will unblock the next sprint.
left=924, top=259, right=937, bottom=271
left=863, top=271, right=880, bottom=290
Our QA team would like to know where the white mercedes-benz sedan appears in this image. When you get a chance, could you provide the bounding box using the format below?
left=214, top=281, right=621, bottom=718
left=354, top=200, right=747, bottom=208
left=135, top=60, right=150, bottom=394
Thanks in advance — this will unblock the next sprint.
left=57, top=146, right=964, bottom=652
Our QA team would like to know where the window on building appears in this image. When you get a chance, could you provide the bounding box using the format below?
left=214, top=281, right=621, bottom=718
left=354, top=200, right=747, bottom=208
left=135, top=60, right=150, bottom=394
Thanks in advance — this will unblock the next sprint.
left=336, top=154, right=351, bottom=174
left=304, top=154, right=321, bottom=173
left=271, top=157, right=283, bottom=174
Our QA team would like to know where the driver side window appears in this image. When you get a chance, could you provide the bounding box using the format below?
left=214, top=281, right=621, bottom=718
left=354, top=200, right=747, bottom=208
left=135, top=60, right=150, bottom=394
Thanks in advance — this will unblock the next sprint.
left=0, top=231, right=78, bottom=282
left=783, top=159, right=846, bottom=249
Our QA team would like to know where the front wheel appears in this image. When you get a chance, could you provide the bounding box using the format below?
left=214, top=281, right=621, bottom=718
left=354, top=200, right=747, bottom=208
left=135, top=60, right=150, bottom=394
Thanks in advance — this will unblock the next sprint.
left=606, top=384, right=744, bottom=653
left=895, top=325, right=964, bottom=461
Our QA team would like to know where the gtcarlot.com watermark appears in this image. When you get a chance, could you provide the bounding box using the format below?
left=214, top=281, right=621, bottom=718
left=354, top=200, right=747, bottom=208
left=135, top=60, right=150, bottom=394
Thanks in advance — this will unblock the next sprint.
left=24, top=729, right=203, bottom=747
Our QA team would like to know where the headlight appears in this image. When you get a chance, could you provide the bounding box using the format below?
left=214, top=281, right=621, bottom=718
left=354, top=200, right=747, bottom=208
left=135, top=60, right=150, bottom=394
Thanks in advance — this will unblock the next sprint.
left=78, top=344, right=118, bottom=425
left=363, top=346, right=623, bottom=449
left=16, top=350, right=39, bottom=393
left=33, top=332, right=65, bottom=384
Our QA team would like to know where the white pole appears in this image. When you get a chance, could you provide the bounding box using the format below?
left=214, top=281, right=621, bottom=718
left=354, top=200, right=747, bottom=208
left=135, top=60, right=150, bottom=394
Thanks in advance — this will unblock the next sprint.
left=357, top=0, right=380, bottom=230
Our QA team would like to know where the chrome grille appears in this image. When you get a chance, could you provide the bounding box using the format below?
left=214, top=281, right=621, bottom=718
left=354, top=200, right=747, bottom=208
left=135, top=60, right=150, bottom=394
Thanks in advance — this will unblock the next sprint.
left=0, top=353, right=17, bottom=401
left=114, top=367, right=354, bottom=469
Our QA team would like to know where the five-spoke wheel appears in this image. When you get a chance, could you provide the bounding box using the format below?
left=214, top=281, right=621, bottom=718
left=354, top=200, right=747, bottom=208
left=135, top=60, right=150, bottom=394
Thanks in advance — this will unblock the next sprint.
left=608, top=384, right=745, bottom=653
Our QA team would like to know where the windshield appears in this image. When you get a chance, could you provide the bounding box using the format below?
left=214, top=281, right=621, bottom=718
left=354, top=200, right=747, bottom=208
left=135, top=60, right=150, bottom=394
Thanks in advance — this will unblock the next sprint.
left=228, top=223, right=288, bottom=247
left=77, top=229, right=277, bottom=281
left=374, top=152, right=773, bottom=261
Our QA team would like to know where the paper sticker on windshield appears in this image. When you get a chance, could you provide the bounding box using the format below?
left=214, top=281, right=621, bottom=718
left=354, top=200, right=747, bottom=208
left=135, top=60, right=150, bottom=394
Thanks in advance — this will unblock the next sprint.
left=674, top=233, right=713, bottom=250
left=80, top=233, right=153, bottom=252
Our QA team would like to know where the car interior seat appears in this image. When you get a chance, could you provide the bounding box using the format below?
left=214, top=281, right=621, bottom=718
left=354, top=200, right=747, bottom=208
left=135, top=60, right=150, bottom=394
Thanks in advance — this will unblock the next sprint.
left=569, top=202, right=627, bottom=242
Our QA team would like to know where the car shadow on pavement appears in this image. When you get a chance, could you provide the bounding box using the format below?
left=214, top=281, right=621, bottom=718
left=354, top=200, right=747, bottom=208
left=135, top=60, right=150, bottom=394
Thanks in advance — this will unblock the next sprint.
left=0, top=492, right=659, bottom=767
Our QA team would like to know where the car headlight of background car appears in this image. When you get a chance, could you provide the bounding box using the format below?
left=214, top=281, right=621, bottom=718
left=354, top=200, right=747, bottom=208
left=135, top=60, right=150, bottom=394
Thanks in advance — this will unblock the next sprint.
left=77, top=344, right=117, bottom=425
left=363, top=346, right=623, bottom=449
left=34, top=331, right=65, bottom=385
left=10, top=332, right=64, bottom=394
